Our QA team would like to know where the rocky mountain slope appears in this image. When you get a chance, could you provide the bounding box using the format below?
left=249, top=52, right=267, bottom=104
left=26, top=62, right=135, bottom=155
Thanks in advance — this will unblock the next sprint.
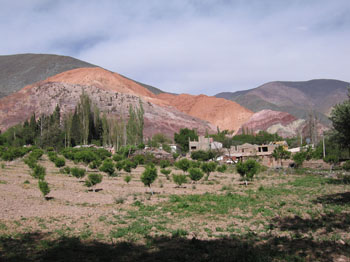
left=215, top=79, right=350, bottom=125
left=0, top=54, right=97, bottom=99
left=238, top=109, right=329, bottom=138
left=0, top=54, right=164, bottom=99
left=0, top=80, right=215, bottom=138
left=157, top=93, right=254, bottom=133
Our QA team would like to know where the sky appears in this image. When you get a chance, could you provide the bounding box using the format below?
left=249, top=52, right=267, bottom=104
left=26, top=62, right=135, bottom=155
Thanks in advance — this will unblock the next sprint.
left=1, top=0, right=350, bottom=95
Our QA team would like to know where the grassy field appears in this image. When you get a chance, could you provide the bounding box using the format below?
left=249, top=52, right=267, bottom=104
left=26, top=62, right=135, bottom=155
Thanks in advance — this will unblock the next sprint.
left=0, top=156, right=349, bottom=262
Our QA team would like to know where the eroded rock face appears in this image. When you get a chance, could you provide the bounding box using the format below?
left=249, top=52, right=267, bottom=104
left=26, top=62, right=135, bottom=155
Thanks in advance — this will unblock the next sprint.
left=157, top=93, right=254, bottom=133
left=0, top=82, right=215, bottom=138
left=238, top=109, right=328, bottom=138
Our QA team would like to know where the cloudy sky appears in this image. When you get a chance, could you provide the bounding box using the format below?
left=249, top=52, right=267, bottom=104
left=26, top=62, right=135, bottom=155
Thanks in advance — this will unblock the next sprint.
left=1, top=0, right=350, bottom=95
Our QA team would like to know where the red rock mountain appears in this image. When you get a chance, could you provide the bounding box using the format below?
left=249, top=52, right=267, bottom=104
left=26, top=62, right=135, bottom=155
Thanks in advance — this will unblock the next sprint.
left=0, top=68, right=216, bottom=138
left=157, top=93, right=254, bottom=133
left=239, top=109, right=328, bottom=138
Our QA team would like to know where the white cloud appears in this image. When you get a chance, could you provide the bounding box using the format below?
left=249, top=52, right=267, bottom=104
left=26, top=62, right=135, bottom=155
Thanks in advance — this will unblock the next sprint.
left=0, top=0, right=349, bottom=95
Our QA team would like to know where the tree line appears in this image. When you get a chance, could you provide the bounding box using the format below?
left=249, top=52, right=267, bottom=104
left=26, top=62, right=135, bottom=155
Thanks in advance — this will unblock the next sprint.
left=0, top=93, right=144, bottom=150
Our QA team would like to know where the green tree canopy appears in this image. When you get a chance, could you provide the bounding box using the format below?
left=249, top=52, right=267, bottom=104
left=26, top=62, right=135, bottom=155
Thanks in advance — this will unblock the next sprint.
left=174, top=128, right=198, bottom=152
left=330, top=91, right=350, bottom=155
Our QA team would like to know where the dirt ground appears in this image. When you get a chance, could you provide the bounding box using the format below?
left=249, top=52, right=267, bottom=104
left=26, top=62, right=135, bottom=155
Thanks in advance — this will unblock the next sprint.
left=0, top=156, right=350, bottom=262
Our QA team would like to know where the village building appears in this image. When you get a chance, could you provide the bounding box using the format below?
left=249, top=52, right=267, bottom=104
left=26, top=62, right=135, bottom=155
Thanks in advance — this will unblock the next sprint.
left=189, top=136, right=223, bottom=152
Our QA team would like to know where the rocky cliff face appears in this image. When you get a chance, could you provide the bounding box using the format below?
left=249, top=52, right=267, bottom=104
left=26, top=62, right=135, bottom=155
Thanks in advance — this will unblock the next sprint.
left=0, top=81, right=215, bottom=138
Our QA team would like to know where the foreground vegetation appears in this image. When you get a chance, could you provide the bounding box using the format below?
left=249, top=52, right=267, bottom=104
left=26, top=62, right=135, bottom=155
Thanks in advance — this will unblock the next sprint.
left=0, top=154, right=350, bottom=261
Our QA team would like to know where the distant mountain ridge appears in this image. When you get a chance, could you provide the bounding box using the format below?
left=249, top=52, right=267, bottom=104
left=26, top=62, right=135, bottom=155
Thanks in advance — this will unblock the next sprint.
left=215, top=79, right=350, bottom=125
left=0, top=53, right=348, bottom=139
left=0, top=54, right=166, bottom=98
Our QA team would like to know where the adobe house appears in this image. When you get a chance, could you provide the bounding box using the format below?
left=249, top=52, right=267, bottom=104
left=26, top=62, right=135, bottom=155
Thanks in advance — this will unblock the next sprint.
left=189, top=136, right=223, bottom=152
left=223, top=142, right=288, bottom=167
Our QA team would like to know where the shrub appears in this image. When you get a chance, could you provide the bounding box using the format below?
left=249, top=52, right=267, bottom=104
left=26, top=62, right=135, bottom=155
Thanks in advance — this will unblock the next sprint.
left=70, top=167, right=86, bottom=179
left=95, top=148, right=111, bottom=160
left=159, top=159, right=171, bottom=168
left=89, top=159, right=102, bottom=169
left=160, top=168, right=171, bottom=180
left=175, top=159, right=191, bottom=173
left=216, top=165, right=227, bottom=173
left=38, top=180, right=50, bottom=198
left=343, top=160, right=350, bottom=171
left=188, top=167, right=204, bottom=182
left=54, top=157, right=65, bottom=168
left=172, top=174, right=187, bottom=187
left=85, top=173, right=103, bottom=190
left=201, top=162, right=217, bottom=180
left=60, top=166, right=71, bottom=174
left=236, top=159, right=260, bottom=184
left=124, top=175, right=132, bottom=184
left=191, top=150, right=215, bottom=161
left=113, top=154, right=124, bottom=162
left=24, top=157, right=38, bottom=169
left=32, top=165, right=46, bottom=180
left=172, top=153, right=179, bottom=160
left=1, top=147, right=29, bottom=161
left=141, top=165, right=158, bottom=194
left=75, top=150, right=96, bottom=164
left=190, top=160, right=201, bottom=168
left=123, top=159, right=137, bottom=173
left=133, top=154, right=145, bottom=165
left=115, top=161, right=124, bottom=171
left=48, top=151, right=57, bottom=162
left=160, top=168, right=171, bottom=175
left=30, top=149, right=44, bottom=160
left=292, top=152, right=307, bottom=168
left=99, top=159, right=115, bottom=176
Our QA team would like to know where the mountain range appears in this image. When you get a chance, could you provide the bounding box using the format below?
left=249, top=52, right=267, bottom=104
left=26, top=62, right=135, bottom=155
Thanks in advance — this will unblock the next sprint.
left=0, top=53, right=348, bottom=139
left=215, top=79, right=349, bottom=125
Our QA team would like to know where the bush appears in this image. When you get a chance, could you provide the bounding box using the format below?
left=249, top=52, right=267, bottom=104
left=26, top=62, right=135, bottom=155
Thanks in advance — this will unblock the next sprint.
left=48, top=151, right=57, bottom=162
left=89, top=159, right=102, bottom=169
left=1, top=147, right=29, bottom=161
left=191, top=150, right=215, bottom=161
left=201, top=162, right=217, bottom=180
left=99, top=159, right=115, bottom=176
left=115, top=161, right=124, bottom=171
left=236, top=159, right=260, bottom=183
left=113, top=154, right=124, bottom=162
left=85, top=173, right=103, bottom=190
left=175, top=159, right=191, bottom=172
left=60, top=166, right=71, bottom=174
left=188, top=167, right=204, bottom=182
left=324, top=154, right=340, bottom=166
left=216, top=165, right=227, bottom=173
left=172, top=153, right=179, bottom=160
left=32, top=165, right=46, bottom=180
left=172, top=174, right=187, bottom=186
left=124, top=175, right=132, bottom=184
left=122, top=159, right=137, bottom=173
left=343, top=160, right=350, bottom=171
left=190, top=160, right=201, bottom=168
left=54, top=157, right=65, bottom=168
left=159, top=159, right=171, bottom=168
left=292, top=152, right=307, bottom=168
left=133, top=154, right=145, bottom=165
left=141, top=165, right=158, bottom=191
left=70, top=167, right=86, bottom=179
left=38, top=180, right=50, bottom=198
left=24, top=156, right=38, bottom=169
left=29, top=149, right=44, bottom=160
